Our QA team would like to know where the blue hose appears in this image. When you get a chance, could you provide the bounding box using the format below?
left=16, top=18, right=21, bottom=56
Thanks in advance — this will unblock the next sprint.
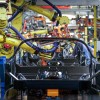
left=8, top=6, right=22, bottom=22
left=9, top=26, right=59, bottom=53
left=43, top=0, right=62, bottom=17
left=43, top=0, right=62, bottom=26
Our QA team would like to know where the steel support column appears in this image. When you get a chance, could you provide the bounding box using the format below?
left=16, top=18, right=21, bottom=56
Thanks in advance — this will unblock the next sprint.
left=93, top=6, right=97, bottom=57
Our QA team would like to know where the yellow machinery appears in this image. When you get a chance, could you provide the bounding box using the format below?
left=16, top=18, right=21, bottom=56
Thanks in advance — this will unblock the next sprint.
left=0, top=0, right=69, bottom=59
left=27, top=4, right=69, bottom=25
left=0, top=7, right=7, bottom=29
left=0, top=0, right=13, bottom=58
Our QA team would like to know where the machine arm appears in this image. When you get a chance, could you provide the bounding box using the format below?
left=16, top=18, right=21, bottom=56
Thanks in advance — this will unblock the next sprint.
left=12, top=0, right=69, bottom=25
left=0, top=35, right=34, bottom=53
left=26, top=4, right=69, bottom=25
left=0, top=0, right=69, bottom=59
left=27, top=5, right=58, bottom=22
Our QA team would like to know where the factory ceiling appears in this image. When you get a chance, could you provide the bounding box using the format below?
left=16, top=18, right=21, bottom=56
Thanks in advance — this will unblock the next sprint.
left=36, top=0, right=100, bottom=6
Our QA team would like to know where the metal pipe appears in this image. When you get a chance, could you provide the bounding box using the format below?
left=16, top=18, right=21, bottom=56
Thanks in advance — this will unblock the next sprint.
left=85, top=27, right=88, bottom=44
left=88, top=70, right=100, bottom=81
left=9, top=72, right=19, bottom=80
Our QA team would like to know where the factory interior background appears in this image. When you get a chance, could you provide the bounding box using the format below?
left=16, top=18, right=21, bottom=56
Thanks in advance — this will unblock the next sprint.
left=0, top=0, right=100, bottom=100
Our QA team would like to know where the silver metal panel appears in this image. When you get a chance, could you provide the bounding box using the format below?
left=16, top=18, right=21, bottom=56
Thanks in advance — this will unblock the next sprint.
left=36, top=0, right=100, bottom=6
left=97, top=41, right=100, bottom=51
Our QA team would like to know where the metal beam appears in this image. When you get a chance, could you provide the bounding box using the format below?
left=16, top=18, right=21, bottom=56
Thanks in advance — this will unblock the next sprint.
left=93, top=6, right=97, bottom=57
left=36, top=0, right=100, bottom=6
left=60, top=9, right=91, bottom=12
